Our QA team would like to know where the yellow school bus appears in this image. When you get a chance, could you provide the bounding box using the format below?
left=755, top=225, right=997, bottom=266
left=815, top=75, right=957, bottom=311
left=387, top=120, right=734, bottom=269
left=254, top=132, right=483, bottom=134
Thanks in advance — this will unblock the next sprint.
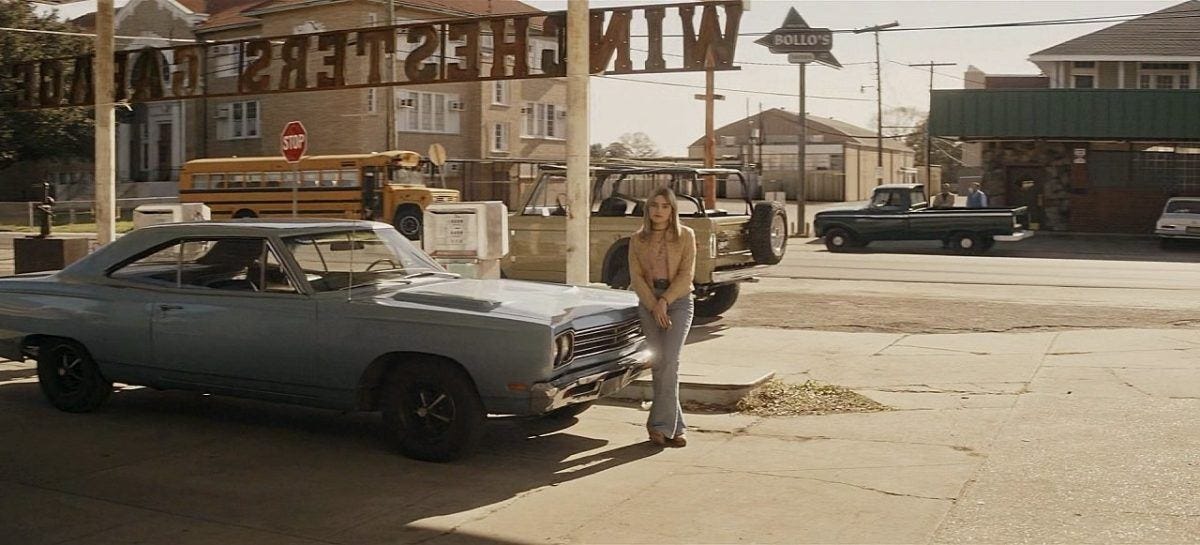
left=179, top=150, right=460, bottom=239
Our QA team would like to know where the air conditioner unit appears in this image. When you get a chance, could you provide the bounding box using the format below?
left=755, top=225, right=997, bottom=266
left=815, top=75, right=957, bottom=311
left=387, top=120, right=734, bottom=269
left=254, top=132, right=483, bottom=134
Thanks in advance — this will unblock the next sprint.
left=448, top=100, right=465, bottom=111
left=213, top=106, right=230, bottom=119
left=397, top=98, right=415, bottom=108
left=520, top=106, right=532, bottom=114
left=556, top=109, right=567, bottom=119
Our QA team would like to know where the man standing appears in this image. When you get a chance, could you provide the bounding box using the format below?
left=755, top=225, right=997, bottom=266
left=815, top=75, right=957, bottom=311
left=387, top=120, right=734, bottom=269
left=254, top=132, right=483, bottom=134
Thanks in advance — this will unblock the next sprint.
left=966, top=182, right=989, bottom=208
left=931, top=187, right=957, bottom=208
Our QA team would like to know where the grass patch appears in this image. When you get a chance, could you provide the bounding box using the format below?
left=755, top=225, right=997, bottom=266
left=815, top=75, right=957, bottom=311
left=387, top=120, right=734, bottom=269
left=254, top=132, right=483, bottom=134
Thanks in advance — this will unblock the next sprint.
left=0, top=221, right=136, bottom=234
left=736, top=380, right=890, bottom=417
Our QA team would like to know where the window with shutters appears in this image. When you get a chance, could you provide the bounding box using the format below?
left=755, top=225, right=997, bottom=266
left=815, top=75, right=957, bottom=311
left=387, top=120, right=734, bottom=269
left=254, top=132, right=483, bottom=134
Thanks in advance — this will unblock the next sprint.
left=396, top=91, right=460, bottom=134
left=521, top=102, right=563, bottom=139
left=217, top=100, right=261, bottom=140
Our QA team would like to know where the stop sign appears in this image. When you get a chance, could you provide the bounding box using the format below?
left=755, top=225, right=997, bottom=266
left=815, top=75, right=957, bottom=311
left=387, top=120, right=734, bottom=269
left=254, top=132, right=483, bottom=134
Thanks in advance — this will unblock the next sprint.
left=280, top=121, right=307, bottom=163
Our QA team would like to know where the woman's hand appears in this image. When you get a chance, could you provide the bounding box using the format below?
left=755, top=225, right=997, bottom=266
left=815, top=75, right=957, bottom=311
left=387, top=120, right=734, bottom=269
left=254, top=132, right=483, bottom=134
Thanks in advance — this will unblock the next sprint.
left=653, top=298, right=672, bottom=330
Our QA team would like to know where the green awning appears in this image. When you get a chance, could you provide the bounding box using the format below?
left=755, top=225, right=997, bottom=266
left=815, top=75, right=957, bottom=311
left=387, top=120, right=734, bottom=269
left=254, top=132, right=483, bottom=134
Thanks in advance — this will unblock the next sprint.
left=929, top=89, right=1200, bottom=141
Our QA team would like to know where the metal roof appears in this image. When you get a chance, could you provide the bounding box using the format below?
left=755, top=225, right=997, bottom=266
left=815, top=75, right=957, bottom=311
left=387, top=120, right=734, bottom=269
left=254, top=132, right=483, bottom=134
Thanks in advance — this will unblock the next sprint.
left=929, top=89, right=1200, bottom=141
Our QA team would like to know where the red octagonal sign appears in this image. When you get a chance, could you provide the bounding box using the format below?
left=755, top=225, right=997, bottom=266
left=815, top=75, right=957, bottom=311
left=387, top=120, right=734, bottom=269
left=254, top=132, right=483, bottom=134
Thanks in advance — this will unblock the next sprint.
left=280, top=121, right=307, bottom=163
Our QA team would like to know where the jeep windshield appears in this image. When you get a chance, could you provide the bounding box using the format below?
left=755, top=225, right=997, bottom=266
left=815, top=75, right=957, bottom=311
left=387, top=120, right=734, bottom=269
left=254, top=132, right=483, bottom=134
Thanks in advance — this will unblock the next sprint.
left=283, top=228, right=446, bottom=292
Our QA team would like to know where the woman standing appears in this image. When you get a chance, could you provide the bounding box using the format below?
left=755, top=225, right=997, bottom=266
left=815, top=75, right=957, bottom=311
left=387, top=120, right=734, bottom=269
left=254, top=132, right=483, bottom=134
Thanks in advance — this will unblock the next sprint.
left=628, top=187, right=695, bottom=448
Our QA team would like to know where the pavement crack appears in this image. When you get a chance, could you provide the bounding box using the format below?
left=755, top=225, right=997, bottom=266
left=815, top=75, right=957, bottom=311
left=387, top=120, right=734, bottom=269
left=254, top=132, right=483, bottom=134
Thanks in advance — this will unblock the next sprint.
left=1109, top=369, right=1153, bottom=397
left=873, top=334, right=911, bottom=356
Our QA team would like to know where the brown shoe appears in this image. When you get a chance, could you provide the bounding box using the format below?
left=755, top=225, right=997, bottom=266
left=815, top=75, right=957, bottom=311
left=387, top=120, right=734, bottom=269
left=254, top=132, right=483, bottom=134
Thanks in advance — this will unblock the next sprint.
left=647, top=429, right=667, bottom=446
left=667, top=434, right=687, bottom=448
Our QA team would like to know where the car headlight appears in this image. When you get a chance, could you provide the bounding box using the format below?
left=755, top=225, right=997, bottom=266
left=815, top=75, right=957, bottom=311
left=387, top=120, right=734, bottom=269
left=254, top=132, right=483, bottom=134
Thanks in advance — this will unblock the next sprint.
left=552, top=331, right=575, bottom=368
left=709, top=233, right=717, bottom=257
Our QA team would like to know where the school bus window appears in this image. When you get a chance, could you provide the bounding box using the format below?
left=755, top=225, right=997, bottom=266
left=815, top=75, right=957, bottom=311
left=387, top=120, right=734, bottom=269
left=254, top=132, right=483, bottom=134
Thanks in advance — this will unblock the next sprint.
left=265, top=172, right=282, bottom=187
left=282, top=171, right=299, bottom=187
left=230, top=174, right=246, bottom=189
left=211, top=174, right=226, bottom=188
left=341, top=169, right=359, bottom=186
left=302, top=171, right=319, bottom=187
left=247, top=173, right=264, bottom=188
left=193, top=174, right=209, bottom=189
left=320, top=170, right=338, bottom=187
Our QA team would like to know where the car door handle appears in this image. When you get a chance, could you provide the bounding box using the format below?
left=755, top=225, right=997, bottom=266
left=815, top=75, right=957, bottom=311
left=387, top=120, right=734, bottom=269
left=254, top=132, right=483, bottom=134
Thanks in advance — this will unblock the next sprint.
left=159, top=304, right=184, bottom=311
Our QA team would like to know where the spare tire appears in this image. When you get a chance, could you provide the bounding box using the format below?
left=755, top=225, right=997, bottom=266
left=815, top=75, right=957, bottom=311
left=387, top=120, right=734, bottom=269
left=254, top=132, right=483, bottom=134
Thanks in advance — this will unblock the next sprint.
left=749, top=202, right=787, bottom=265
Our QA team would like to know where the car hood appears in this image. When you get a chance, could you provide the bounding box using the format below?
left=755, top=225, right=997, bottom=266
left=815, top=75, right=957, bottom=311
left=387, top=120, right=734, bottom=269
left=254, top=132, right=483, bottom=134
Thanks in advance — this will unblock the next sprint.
left=1159, top=213, right=1200, bottom=225
left=371, top=278, right=639, bottom=326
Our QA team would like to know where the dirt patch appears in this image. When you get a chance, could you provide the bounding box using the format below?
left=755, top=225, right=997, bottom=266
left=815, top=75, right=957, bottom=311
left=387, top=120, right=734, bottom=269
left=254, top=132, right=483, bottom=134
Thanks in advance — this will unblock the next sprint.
left=719, top=291, right=1200, bottom=334
left=736, top=380, right=890, bottom=417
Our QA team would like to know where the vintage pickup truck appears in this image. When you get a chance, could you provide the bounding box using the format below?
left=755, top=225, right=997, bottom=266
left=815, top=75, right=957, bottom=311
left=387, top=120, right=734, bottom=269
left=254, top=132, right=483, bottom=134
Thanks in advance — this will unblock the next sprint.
left=503, top=165, right=787, bottom=317
left=814, top=184, right=1034, bottom=253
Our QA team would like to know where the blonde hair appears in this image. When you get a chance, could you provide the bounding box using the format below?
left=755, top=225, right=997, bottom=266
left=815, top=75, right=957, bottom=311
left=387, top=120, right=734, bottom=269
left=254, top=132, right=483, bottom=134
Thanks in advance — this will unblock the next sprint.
left=637, top=186, right=682, bottom=242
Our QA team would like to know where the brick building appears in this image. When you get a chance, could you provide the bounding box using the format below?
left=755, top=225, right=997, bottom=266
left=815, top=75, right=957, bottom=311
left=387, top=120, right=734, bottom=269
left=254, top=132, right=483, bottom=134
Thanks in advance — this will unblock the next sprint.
left=934, top=0, right=1200, bottom=233
left=63, top=0, right=566, bottom=202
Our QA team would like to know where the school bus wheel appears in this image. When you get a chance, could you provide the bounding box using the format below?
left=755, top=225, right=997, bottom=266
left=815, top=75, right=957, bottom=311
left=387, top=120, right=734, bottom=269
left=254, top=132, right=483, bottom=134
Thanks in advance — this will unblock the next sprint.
left=232, top=209, right=257, bottom=219
left=393, top=204, right=423, bottom=241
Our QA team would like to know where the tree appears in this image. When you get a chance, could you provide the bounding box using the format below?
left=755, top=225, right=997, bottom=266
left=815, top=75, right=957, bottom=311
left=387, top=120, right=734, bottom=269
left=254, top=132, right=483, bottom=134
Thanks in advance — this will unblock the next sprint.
left=0, top=0, right=94, bottom=171
left=602, top=142, right=633, bottom=159
left=616, top=132, right=659, bottom=158
left=875, top=106, right=962, bottom=184
left=589, top=143, right=605, bottom=159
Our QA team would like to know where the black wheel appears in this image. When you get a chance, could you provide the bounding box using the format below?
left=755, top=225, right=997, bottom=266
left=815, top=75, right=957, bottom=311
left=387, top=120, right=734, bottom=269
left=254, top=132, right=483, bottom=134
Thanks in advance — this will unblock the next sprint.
left=37, top=340, right=111, bottom=413
left=951, top=231, right=983, bottom=254
left=393, top=206, right=423, bottom=241
left=694, top=283, right=740, bottom=317
left=381, top=358, right=484, bottom=462
left=544, top=401, right=595, bottom=420
left=232, top=209, right=257, bottom=219
left=824, top=227, right=855, bottom=253
left=749, top=202, right=787, bottom=265
left=606, top=253, right=631, bottom=290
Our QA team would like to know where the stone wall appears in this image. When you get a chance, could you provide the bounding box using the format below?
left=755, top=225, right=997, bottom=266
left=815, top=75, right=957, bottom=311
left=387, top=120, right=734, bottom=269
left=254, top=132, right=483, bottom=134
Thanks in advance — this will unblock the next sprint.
left=981, top=141, right=1075, bottom=231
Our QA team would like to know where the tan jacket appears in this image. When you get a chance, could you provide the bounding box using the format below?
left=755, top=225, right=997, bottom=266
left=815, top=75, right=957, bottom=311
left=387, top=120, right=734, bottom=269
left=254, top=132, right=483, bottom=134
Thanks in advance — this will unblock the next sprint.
left=627, top=225, right=696, bottom=309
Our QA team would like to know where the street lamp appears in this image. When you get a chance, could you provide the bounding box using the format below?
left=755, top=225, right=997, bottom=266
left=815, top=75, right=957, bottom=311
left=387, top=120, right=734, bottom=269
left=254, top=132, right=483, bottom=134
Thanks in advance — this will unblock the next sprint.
left=853, top=21, right=899, bottom=186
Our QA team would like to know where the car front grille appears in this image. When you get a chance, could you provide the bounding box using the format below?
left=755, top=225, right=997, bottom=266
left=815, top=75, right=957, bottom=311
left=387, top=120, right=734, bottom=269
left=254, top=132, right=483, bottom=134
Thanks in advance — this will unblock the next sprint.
left=573, top=317, right=642, bottom=360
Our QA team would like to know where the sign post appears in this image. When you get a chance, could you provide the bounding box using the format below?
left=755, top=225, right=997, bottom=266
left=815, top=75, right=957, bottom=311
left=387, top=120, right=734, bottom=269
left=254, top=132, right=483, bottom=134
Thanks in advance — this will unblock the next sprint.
left=756, top=8, right=840, bottom=237
left=281, top=121, right=308, bottom=218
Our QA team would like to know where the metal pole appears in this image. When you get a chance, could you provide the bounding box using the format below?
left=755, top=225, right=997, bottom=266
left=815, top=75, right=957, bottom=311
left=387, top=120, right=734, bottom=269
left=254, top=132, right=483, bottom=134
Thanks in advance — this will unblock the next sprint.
left=292, top=162, right=299, bottom=217
left=797, top=62, right=807, bottom=236
left=703, top=55, right=716, bottom=210
left=386, top=0, right=396, bottom=151
left=94, top=0, right=116, bottom=244
left=564, top=0, right=590, bottom=286
left=874, top=30, right=883, bottom=186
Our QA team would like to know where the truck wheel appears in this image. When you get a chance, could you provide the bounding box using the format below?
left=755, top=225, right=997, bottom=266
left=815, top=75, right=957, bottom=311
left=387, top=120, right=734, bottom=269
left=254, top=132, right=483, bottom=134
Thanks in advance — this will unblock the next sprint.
left=381, top=359, right=484, bottom=462
left=37, top=340, right=112, bottom=413
left=951, top=232, right=983, bottom=254
left=694, top=283, right=740, bottom=317
left=824, top=227, right=855, bottom=253
left=393, top=206, right=423, bottom=241
left=749, top=202, right=787, bottom=264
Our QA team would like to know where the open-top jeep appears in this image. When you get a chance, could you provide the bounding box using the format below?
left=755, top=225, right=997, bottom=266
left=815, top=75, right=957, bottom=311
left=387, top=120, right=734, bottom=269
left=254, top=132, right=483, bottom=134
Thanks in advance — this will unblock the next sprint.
left=504, top=165, right=787, bottom=317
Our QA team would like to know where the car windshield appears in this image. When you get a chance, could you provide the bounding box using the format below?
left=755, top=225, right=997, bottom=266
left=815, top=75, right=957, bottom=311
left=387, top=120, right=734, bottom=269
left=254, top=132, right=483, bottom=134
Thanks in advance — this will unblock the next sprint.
left=1165, top=201, right=1200, bottom=214
left=283, top=228, right=446, bottom=292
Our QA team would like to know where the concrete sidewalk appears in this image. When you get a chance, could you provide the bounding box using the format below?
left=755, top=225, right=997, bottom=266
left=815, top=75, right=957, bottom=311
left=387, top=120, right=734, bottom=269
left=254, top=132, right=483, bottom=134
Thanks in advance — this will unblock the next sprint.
left=1, top=325, right=1197, bottom=544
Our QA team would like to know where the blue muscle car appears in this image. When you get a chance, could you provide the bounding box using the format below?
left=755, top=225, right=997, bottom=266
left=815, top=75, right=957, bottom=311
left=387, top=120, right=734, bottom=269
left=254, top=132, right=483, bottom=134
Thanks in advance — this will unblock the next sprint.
left=0, top=220, right=650, bottom=461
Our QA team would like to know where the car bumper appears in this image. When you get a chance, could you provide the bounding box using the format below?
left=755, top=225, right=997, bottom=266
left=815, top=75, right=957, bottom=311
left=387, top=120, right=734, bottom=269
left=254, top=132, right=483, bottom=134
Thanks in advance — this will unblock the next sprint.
left=1156, top=229, right=1200, bottom=239
left=993, top=230, right=1035, bottom=242
left=529, top=349, right=653, bottom=413
left=710, top=264, right=774, bottom=285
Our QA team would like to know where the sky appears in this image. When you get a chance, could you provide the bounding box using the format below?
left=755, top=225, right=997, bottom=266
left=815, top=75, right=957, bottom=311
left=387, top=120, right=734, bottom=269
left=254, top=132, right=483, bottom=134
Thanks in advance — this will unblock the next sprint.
left=525, top=0, right=1182, bottom=155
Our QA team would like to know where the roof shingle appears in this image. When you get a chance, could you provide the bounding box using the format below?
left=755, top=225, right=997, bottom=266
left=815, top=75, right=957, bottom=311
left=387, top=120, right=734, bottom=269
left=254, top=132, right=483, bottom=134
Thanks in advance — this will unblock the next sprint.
left=1030, top=0, right=1200, bottom=58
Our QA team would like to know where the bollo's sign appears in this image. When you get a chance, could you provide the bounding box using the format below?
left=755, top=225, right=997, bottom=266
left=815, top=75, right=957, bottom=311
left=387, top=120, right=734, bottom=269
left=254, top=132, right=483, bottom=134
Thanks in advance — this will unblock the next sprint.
left=755, top=8, right=840, bottom=68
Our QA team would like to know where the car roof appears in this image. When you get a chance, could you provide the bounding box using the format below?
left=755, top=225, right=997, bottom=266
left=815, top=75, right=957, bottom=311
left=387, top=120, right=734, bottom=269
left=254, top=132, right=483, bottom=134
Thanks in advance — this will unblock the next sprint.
left=141, top=218, right=384, bottom=236
left=876, top=184, right=924, bottom=190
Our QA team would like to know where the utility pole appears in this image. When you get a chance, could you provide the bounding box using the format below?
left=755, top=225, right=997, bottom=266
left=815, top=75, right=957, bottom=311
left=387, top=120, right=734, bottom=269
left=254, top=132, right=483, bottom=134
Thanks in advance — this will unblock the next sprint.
left=95, top=0, right=116, bottom=245
left=796, top=60, right=807, bottom=233
left=908, top=61, right=955, bottom=188
left=694, top=51, right=723, bottom=210
left=854, top=21, right=898, bottom=186
left=564, top=0, right=589, bottom=285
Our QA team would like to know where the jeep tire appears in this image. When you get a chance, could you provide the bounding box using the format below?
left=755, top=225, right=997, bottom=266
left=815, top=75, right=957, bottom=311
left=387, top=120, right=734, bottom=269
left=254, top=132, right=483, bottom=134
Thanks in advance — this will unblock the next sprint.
left=749, top=202, right=787, bottom=265
left=694, top=283, right=740, bottom=317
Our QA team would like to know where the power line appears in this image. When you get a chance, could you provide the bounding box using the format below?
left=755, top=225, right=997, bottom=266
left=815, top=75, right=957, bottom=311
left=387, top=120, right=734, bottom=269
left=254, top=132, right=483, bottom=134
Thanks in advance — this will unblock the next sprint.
left=595, top=74, right=873, bottom=102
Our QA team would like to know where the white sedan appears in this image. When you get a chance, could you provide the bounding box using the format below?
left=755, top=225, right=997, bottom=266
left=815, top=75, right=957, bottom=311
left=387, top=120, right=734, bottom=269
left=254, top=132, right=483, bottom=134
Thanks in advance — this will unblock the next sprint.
left=1155, top=197, right=1200, bottom=248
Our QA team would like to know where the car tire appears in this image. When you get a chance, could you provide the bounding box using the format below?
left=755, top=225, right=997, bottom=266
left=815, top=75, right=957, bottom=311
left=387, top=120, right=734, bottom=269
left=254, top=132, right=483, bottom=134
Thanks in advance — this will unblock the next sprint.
left=694, top=283, right=740, bottom=317
left=393, top=206, right=423, bottom=241
left=381, top=359, right=484, bottom=463
left=606, top=255, right=631, bottom=290
left=824, top=227, right=855, bottom=253
left=749, top=202, right=788, bottom=265
left=37, top=340, right=112, bottom=413
left=544, top=401, right=595, bottom=419
left=951, top=231, right=983, bottom=254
